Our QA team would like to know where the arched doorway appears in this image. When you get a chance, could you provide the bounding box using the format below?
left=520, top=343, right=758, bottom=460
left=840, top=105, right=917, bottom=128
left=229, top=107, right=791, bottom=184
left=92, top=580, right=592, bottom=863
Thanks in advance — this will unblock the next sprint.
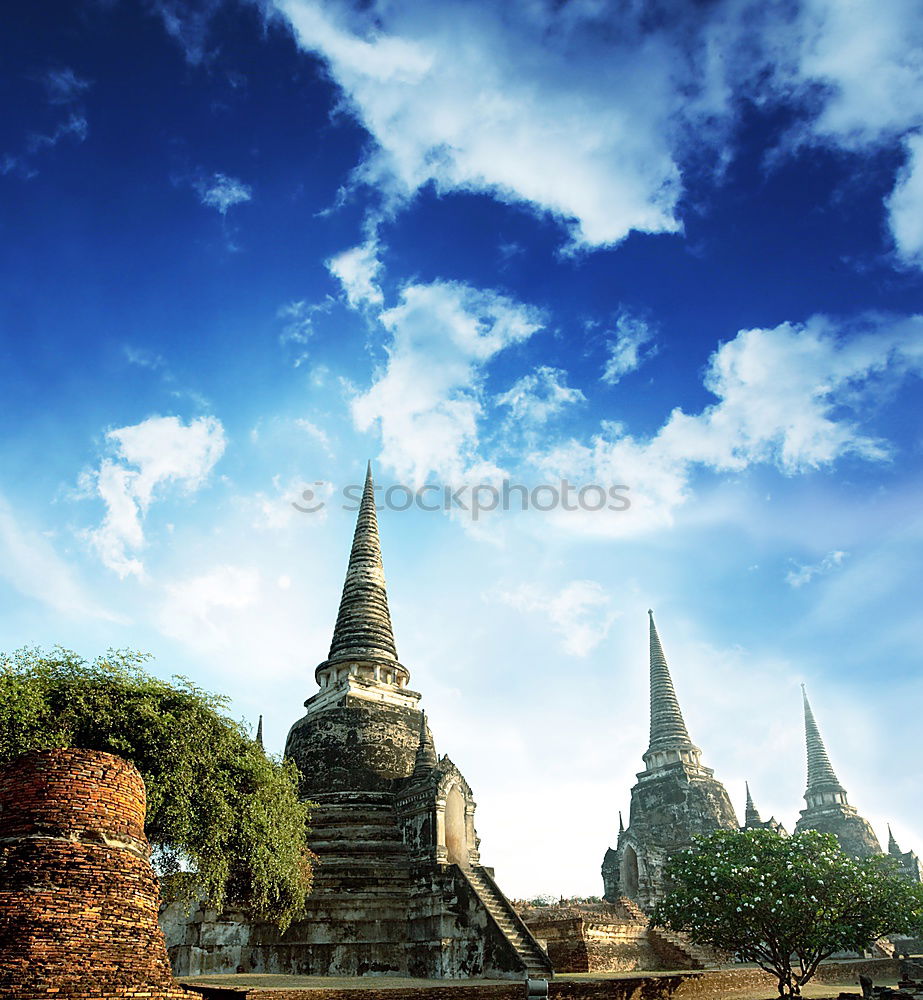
left=622, top=845, right=640, bottom=898
left=445, top=784, right=468, bottom=865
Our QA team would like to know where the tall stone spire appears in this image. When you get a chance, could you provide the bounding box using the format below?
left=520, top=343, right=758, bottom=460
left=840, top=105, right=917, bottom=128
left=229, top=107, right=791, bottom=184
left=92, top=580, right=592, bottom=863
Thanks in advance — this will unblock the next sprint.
left=794, top=685, right=880, bottom=857
left=324, top=462, right=399, bottom=669
left=256, top=715, right=264, bottom=750
left=801, top=685, right=847, bottom=805
left=745, top=782, right=762, bottom=827
left=643, top=610, right=701, bottom=771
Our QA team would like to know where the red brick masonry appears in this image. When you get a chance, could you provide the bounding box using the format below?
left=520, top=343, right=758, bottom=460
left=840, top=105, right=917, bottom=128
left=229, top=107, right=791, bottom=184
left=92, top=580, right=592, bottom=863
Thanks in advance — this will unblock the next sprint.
left=0, top=748, right=192, bottom=1000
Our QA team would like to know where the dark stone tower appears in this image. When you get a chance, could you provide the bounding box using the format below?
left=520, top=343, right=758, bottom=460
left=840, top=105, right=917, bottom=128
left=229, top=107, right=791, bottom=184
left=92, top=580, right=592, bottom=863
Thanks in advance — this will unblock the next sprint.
left=793, top=686, right=881, bottom=857
left=602, top=611, right=738, bottom=911
left=888, top=826, right=923, bottom=883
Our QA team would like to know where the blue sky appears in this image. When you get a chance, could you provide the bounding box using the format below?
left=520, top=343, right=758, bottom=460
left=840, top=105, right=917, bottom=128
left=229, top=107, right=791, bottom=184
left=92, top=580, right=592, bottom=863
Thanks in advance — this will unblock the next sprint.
left=1, top=0, right=922, bottom=897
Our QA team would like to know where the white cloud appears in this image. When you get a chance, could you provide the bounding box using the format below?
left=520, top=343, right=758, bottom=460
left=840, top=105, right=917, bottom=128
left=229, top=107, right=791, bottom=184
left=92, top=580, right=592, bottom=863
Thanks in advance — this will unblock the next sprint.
left=159, top=565, right=262, bottom=648
left=294, top=418, right=335, bottom=457
left=0, top=495, right=122, bottom=622
left=87, top=415, right=227, bottom=577
left=499, top=580, right=618, bottom=657
left=196, top=172, right=252, bottom=215
left=272, top=0, right=923, bottom=261
left=277, top=299, right=333, bottom=365
left=351, top=280, right=543, bottom=484
left=26, top=112, right=88, bottom=154
left=275, top=0, right=689, bottom=248
left=887, top=133, right=923, bottom=268
left=496, top=366, right=584, bottom=426
left=787, top=549, right=848, bottom=588
left=602, top=311, right=657, bottom=384
left=327, top=239, right=384, bottom=308
left=534, top=314, right=923, bottom=536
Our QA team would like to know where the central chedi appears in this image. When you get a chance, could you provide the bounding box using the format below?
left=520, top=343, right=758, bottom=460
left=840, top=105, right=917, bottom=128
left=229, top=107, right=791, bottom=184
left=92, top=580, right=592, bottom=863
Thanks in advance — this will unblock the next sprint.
left=279, top=463, right=552, bottom=979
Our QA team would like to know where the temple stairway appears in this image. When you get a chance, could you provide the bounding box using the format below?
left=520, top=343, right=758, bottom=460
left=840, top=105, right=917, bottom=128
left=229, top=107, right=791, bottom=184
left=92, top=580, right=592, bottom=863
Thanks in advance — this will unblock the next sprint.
left=462, top=866, right=554, bottom=979
left=613, top=896, right=724, bottom=970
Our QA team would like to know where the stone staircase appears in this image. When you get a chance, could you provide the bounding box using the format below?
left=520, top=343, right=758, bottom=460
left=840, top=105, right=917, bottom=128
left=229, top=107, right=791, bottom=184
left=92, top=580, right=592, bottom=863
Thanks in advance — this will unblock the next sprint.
left=462, top=866, right=554, bottom=979
left=611, top=897, right=724, bottom=970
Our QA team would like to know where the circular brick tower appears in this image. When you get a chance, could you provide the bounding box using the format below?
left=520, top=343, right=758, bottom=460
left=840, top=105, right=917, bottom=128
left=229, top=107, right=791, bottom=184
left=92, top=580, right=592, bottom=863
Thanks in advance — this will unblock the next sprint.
left=0, top=748, right=190, bottom=1000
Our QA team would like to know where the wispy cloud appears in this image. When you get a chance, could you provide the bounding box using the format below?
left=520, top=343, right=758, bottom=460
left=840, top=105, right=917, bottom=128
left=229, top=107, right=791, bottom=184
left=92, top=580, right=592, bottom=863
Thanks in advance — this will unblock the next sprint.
left=496, top=366, right=585, bottom=427
left=43, top=67, right=90, bottom=104
left=787, top=549, right=848, bottom=588
left=0, top=494, right=122, bottom=622
left=85, top=415, right=227, bottom=577
left=195, top=172, right=253, bottom=215
left=498, top=580, right=618, bottom=657
left=602, top=310, right=658, bottom=385
left=159, top=564, right=262, bottom=648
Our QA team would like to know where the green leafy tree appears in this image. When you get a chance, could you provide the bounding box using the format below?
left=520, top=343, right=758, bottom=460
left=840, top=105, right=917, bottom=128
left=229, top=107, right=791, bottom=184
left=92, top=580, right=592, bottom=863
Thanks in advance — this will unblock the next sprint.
left=0, top=647, right=315, bottom=930
left=652, top=828, right=923, bottom=998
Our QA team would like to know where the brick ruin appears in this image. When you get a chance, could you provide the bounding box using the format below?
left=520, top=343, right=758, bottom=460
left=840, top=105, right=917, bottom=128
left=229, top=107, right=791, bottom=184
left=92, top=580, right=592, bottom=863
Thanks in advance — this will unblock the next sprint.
left=163, top=464, right=553, bottom=980
left=0, top=747, right=191, bottom=1000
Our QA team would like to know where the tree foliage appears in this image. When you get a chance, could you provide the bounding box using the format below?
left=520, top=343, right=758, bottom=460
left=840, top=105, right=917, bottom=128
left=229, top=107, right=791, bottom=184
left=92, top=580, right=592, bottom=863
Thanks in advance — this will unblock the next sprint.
left=0, top=647, right=315, bottom=930
left=652, top=828, right=923, bottom=997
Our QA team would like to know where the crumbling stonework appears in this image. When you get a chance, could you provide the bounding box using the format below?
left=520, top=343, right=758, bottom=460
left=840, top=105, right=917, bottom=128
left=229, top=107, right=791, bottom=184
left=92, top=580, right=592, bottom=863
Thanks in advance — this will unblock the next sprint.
left=0, top=748, right=191, bottom=1000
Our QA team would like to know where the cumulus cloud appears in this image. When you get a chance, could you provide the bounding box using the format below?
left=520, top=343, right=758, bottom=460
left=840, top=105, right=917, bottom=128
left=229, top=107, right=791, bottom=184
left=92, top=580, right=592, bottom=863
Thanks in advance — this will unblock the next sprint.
left=887, top=133, right=923, bottom=268
left=274, top=0, right=690, bottom=248
left=499, top=580, right=618, bottom=657
left=271, top=0, right=923, bottom=260
left=534, top=314, right=923, bottom=535
left=351, top=280, right=543, bottom=483
left=195, top=172, right=252, bottom=215
left=496, top=366, right=585, bottom=426
left=787, top=549, right=848, bottom=588
left=86, top=415, right=227, bottom=577
left=327, top=239, right=384, bottom=308
left=602, top=311, right=658, bottom=385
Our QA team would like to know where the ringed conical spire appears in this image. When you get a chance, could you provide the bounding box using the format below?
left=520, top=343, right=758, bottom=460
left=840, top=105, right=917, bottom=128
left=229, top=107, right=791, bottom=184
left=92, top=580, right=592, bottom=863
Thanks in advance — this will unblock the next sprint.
left=412, top=711, right=438, bottom=779
left=745, top=782, right=762, bottom=827
left=324, top=462, right=399, bottom=668
left=801, top=685, right=846, bottom=800
left=646, top=610, right=693, bottom=751
left=888, top=824, right=902, bottom=857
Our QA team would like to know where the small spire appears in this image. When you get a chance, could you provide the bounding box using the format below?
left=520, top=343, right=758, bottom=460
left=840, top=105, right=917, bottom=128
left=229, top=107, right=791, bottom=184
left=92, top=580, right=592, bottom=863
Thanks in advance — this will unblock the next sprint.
left=888, top=824, right=902, bottom=857
left=412, top=711, right=438, bottom=779
left=618, top=811, right=625, bottom=835
left=325, top=462, right=399, bottom=666
left=745, top=782, right=763, bottom=827
left=256, top=714, right=264, bottom=749
left=646, top=610, right=694, bottom=754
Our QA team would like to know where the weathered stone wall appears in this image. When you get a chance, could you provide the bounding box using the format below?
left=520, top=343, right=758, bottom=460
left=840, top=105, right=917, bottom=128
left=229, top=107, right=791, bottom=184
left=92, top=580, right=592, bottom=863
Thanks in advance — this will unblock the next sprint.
left=0, top=748, right=191, bottom=1000
left=525, top=917, right=661, bottom=974
left=795, top=806, right=883, bottom=858
left=285, top=701, right=422, bottom=795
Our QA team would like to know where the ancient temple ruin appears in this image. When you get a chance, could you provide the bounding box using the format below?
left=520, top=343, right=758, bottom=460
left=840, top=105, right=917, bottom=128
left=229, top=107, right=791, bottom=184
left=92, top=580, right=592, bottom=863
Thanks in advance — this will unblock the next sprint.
left=741, top=782, right=786, bottom=835
left=165, top=464, right=552, bottom=980
left=793, top=685, right=882, bottom=857
left=601, top=611, right=738, bottom=911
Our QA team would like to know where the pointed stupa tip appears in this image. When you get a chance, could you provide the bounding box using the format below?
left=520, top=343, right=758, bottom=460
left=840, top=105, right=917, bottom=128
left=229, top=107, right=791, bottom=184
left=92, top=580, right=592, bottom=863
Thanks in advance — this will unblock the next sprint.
left=323, top=460, right=400, bottom=668
left=801, top=685, right=845, bottom=795
left=255, top=714, right=264, bottom=749
left=618, top=811, right=625, bottom=834
left=745, top=781, right=762, bottom=826
left=646, top=609, right=694, bottom=754
left=412, top=710, right=438, bottom=778
left=888, top=824, right=902, bottom=856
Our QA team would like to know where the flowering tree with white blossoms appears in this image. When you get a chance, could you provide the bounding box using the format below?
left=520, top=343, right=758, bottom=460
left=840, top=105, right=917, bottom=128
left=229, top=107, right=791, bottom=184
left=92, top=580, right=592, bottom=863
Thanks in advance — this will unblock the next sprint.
left=652, top=829, right=923, bottom=998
